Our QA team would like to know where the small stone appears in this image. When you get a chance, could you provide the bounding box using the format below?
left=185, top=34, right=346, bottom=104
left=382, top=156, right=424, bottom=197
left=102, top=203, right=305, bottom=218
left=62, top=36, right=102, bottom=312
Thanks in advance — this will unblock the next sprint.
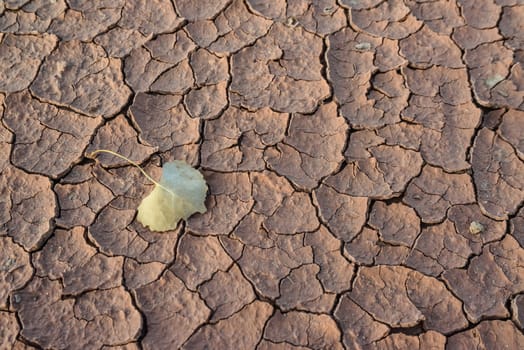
left=469, top=221, right=485, bottom=234
left=355, top=42, right=372, bottom=50
left=286, top=17, right=299, bottom=27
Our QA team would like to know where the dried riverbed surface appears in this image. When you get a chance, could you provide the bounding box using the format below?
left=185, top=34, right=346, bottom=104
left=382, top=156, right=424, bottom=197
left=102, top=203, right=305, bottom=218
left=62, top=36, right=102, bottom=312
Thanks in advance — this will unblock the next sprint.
left=1, top=0, right=523, bottom=349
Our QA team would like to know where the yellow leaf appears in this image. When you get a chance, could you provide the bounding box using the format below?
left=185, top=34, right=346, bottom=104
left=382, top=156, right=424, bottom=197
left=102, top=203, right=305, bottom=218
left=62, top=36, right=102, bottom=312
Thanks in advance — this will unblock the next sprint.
left=137, top=161, right=207, bottom=231
left=88, top=150, right=207, bottom=232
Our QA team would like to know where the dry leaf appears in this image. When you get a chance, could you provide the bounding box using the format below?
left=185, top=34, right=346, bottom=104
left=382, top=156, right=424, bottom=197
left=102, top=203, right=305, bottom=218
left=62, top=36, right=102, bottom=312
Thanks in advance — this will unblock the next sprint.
left=89, top=150, right=208, bottom=232
left=137, top=161, right=207, bottom=231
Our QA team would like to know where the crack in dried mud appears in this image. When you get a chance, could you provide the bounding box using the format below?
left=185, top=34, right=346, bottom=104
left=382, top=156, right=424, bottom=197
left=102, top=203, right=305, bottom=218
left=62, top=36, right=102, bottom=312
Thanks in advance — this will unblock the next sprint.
left=1, top=0, right=523, bottom=349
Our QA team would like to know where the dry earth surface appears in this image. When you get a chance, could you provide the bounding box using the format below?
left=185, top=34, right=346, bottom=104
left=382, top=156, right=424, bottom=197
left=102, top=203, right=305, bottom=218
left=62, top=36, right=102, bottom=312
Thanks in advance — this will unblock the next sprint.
left=0, top=0, right=523, bottom=349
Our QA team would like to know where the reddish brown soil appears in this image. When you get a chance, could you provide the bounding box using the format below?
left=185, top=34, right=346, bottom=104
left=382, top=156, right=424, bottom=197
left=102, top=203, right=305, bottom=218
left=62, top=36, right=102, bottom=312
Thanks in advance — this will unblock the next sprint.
left=1, top=1, right=523, bottom=349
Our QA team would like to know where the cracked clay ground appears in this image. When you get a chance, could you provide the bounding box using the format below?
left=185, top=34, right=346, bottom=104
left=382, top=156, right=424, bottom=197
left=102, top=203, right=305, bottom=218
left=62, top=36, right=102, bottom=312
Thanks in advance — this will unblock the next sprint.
left=0, top=0, right=523, bottom=349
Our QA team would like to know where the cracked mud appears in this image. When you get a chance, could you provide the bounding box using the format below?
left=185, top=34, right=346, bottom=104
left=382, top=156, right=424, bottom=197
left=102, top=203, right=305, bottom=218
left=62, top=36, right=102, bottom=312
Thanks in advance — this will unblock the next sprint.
left=1, top=1, right=523, bottom=349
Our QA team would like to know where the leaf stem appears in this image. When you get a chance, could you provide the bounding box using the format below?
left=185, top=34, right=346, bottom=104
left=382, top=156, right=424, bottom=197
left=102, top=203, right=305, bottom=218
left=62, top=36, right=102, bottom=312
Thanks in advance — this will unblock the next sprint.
left=88, top=149, right=175, bottom=196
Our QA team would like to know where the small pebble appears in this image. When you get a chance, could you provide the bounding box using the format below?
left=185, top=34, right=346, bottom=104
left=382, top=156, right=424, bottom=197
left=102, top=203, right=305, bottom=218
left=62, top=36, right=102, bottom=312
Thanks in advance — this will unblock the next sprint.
left=469, top=221, right=484, bottom=234
left=286, top=17, right=299, bottom=27
left=355, top=42, right=372, bottom=51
